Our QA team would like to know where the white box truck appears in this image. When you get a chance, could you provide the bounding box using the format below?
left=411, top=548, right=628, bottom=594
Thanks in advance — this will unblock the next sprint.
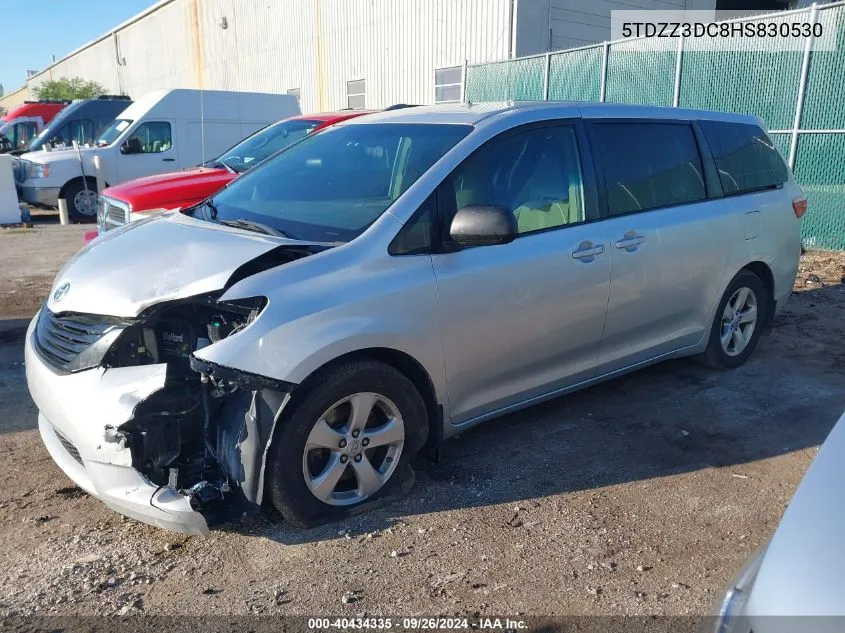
left=14, top=89, right=300, bottom=221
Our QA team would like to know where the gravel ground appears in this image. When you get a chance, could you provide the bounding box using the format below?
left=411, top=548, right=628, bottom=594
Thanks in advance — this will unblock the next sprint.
left=0, top=225, right=843, bottom=618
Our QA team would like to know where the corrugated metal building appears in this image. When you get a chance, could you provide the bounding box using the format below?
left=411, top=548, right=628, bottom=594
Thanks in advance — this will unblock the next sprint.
left=22, top=0, right=714, bottom=114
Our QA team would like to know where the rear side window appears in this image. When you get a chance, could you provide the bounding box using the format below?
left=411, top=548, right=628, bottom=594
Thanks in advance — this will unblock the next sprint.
left=592, top=122, right=706, bottom=216
left=700, top=121, right=788, bottom=195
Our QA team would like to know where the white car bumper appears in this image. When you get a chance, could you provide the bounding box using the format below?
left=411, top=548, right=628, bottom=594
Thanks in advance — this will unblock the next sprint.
left=25, top=316, right=209, bottom=535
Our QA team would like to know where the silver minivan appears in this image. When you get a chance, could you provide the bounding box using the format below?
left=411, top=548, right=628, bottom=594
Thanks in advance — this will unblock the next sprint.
left=25, top=102, right=805, bottom=534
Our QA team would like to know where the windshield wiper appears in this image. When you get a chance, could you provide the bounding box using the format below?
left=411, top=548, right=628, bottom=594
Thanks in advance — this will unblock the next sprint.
left=219, top=218, right=297, bottom=239
left=208, top=159, right=236, bottom=174
left=200, top=198, right=220, bottom=220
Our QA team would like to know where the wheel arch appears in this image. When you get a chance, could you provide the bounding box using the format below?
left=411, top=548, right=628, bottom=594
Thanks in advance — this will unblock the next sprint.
left=741, top=260, right=775, bottom=298
left=289, top=346, right=441, bottom=452
left=58, top=175, right=99, bottom=201
left=740, top=260, right=776, bottom=328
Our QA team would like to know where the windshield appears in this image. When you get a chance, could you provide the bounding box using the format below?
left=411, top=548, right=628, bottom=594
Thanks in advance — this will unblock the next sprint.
left=27, top=102, right=83, bottom=150
left=208, top=118, right=323, bottom=173
left=197, top=123, right=471, bottom=243
left=97, top=119, right=133, bottom=146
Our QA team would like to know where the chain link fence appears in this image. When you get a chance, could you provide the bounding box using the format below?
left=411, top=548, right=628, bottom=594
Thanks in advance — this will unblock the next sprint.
left=464, top=2, right=845, bottom=250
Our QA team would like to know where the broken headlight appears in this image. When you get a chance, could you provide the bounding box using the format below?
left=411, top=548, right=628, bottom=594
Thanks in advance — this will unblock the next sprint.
left=108, top=294, right=267, bottom=505
left=105, top=294, right=266, bottom=371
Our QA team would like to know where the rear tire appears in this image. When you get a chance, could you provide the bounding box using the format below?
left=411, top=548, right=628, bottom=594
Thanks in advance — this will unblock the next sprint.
left=63, top=180, right=98, bottom=223
left=266, top=359, right=428, bottom=528
left=700, top=270, right=769, bottom=369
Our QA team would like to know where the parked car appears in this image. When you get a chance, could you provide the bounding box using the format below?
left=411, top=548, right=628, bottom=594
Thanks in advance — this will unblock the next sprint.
left=12, top=95, right=132, bottom=156
left=97, top=111, right=370, bottom=231
left=25, top=102, right=804, bottom=535
left=15, top=89, right=300, bottom=221
left=0, top=101, right=68, bottom=152
left=710, top=410, right=845, bottom=633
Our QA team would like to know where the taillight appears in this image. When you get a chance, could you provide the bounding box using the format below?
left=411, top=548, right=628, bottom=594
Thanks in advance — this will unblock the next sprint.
left=792, top=197, right=808, bottom=219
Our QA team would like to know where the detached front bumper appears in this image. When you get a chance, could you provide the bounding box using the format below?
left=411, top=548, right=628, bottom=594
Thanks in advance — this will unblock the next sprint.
left=18, top=185, right=60, bottom=208
left=24, top=317, right=209, bottom=535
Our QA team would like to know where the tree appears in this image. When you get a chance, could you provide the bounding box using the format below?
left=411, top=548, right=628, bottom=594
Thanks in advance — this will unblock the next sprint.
left=32, top=77, right=105, bottom=101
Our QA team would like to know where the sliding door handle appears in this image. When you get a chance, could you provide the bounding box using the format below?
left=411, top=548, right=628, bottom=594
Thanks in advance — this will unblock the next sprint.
left=572, top=243, right=605, bottom=261
left=615, top=233, right=645, bottom=251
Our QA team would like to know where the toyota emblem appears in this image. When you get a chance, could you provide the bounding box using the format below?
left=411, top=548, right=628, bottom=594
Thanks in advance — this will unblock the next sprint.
left=53, top=282, right=70, bottom=302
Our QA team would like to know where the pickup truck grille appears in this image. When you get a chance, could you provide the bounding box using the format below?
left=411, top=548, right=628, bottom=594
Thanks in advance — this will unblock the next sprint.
left=99, top=196, right=130, bottom=231
left=34, top=308, right=124, bottom=372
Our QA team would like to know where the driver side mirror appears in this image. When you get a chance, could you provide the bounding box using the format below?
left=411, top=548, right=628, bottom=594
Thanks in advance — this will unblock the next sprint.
left=449, top=205, right=517, bottom=248
left=120, top=137, right=142, bottom=155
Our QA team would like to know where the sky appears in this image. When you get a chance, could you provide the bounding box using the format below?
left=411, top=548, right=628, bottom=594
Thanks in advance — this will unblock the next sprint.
left=0, top=0, right=154, bottom=95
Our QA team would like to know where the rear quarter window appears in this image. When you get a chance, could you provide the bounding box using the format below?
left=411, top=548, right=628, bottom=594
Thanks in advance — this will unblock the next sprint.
left=699, top=121, right=788, bottom=196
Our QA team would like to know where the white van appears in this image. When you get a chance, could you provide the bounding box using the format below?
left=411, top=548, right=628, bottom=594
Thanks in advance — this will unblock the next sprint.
left=15, top=89, right=300, bottom=220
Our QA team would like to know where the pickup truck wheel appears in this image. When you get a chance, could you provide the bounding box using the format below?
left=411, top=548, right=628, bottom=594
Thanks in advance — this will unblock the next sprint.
left=266, top=359, right=428, bottom=528
left=64, top=181, right=98, bottom=222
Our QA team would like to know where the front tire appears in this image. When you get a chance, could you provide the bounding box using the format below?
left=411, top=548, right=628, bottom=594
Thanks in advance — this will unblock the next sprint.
left=63, top=180, right=98, bottom=222
left=266, top=359, right=428, bottom=528
left=700, top=270, right=769, bottom=369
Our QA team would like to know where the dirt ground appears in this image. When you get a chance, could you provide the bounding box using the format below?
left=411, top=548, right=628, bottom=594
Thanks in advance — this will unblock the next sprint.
left=0, top=223, right=843, bottom=619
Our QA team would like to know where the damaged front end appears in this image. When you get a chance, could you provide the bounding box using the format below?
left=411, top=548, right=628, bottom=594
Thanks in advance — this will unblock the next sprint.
left=32, top=293, right=295, bottom=531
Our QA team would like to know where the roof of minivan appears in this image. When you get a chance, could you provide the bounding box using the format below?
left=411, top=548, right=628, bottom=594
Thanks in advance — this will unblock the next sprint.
left=343, top=101, right=762, bottom=127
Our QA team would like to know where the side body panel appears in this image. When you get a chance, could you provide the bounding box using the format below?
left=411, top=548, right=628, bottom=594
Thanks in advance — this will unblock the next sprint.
left=432, top=224, right=611, bottom=424
left=722, top=184, right=803, bottom=312
left=597, top=198, right=736, bottom=373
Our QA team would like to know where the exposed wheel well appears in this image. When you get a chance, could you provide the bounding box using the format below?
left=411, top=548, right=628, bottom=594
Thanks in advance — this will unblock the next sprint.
left=296, top=348, right=440, bottom=450
left=740, top=261, right=776, bottom=325
left=59, top=176, right=98, bottom=201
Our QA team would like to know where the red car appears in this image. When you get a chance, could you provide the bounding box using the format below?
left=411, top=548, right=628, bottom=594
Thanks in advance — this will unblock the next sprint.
left=97, top=111, right=371, bottom=233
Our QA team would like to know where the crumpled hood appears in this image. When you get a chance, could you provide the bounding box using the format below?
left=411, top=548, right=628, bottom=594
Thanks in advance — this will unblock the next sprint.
left=746, top=412, right=845, bottom=620
left=47, top=212, right=308, bottom=318
left=103, top=167, right=234, bottom=207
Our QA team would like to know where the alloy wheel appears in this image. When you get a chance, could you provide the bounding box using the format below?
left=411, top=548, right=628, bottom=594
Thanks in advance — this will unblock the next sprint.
left=302, top=392, right=405, bottom=506
left=720, top=286, right=758, bottom=356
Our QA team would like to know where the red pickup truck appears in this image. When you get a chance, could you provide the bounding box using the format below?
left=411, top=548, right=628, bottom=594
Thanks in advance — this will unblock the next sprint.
left=97, top=111, right=370, bottom=233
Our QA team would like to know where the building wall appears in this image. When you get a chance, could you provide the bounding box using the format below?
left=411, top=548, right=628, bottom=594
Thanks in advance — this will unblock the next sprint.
left=0, top=86, right=31, bottom=113
left=514, top=0, right=717, bottom=56
left=24, top=0, right=514, bottom=114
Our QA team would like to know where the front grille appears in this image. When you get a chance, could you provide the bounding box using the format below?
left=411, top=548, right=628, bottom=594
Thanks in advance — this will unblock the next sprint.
left=53, top=427, right=83, bottom=466
left=34, top=308, right=122, bottom=372
left=99, top=197, right=130, bottom=231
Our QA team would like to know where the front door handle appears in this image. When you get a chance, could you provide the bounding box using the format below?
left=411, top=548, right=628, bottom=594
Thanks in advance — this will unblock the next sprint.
left=162, top=158, right=175, bottom=162
left=615, top=232, right=646, bottom=251
left=572, top=242, right=604, bottom=262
